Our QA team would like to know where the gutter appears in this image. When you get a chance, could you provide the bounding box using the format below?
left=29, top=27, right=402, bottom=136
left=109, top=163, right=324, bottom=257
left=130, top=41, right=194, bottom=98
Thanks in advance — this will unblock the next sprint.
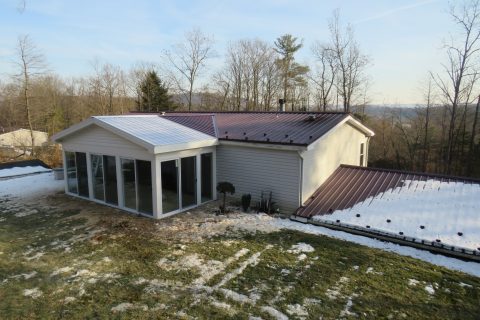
left=289, top=215, right=480, bottom=262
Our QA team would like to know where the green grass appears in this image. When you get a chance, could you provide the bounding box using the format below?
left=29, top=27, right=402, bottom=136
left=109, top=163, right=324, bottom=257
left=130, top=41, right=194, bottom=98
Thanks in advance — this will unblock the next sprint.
left=0, top=194, right=479, bottom=319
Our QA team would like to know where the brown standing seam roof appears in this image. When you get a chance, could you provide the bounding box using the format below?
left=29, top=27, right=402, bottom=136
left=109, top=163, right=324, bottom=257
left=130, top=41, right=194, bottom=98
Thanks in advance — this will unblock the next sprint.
left=295, top=165, right=480, bottom=218
left=162, top=112, right=352, bottom=146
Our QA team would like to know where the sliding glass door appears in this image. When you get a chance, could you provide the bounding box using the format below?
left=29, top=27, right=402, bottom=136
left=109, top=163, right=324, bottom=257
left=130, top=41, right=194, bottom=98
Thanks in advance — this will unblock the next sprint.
left=65, top=151, right=88, bottom=197
left=137, top=160, right=153, bottom=215
left=201, top=153, right=213, bottom=202
left=91, top=154, right=104, bottom=201
left=121, top=159, right=136, bottom=210
left=65, top=152, right=77, bottom=194
left=161, top=160, right=179, bottom=213
left=76, top=152, right=89, bottom=197
left=181, top=156, right=196, bottom=208
left=103, top=155, right=118, bottom=205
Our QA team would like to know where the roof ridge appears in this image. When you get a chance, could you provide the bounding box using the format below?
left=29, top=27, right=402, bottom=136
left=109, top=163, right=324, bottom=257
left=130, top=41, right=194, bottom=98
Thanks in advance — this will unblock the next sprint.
left=163, top=111, right=350, bottom=115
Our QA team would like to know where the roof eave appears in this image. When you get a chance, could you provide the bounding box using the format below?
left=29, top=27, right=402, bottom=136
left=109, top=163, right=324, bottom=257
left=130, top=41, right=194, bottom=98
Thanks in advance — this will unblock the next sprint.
left=153, top=139, right=218, bottom=154
left=219, top=139, right=308, bottom=151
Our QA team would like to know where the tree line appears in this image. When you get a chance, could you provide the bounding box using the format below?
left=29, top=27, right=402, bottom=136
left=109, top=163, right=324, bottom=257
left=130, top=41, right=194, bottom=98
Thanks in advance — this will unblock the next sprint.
left=0, top=1, right=479, bottom=178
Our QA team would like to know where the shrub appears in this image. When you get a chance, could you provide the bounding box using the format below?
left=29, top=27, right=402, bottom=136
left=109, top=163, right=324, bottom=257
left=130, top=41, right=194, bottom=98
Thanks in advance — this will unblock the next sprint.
left=241, top=194, right=251, bottom=212
left=216, top=181, right=235, bottom=213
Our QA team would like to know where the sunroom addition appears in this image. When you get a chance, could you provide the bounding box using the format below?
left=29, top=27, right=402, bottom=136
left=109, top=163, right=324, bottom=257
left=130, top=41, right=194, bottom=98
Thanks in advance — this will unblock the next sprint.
left=53, top=115, right=218, bottom=218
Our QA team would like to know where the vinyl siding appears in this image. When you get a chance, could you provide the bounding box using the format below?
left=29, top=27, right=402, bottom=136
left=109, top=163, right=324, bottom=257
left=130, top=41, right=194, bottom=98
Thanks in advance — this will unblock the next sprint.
left=61, top=124, right=153, bottom=161
left=300, top=122, right=369, bottom=203
left=216, top=144, right=301, bottom=213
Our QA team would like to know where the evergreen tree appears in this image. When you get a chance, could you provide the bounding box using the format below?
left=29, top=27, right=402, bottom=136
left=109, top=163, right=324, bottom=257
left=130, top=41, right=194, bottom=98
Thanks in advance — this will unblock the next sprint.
left=274, top=34, right=309, bottom=111
left=137, top=71, right=173, bottom=112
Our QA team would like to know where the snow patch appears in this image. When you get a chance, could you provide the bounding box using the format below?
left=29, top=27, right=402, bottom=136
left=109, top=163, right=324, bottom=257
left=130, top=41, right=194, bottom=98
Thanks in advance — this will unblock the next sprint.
left=340, top=293, right=359, bottom=318
left=111, top=302, right=149, bottom=313
left=0, top=172, right=63, bottom=200
left=274, top=218, right=480, bottom=277
left=261, top=306, right=289, bottom=320
left=459, top=282, right=473, bottom=288
left=408, top=279, right=420, bottom=286
left=287, top=242, right=315, bottom=254
left=425, top=285, right=435, bottom=295
left=51, top=267, right=73, bottom=276
left=23, top=287, right=42, bottom=299
left=0, top=166, right=50, bottom=178
left=286, top=304, right=308, bottom=318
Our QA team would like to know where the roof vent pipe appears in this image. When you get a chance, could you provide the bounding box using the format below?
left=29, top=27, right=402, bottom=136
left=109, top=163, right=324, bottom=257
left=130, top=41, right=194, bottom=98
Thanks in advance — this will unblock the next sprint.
left=279, top=98, right=286, bottom=112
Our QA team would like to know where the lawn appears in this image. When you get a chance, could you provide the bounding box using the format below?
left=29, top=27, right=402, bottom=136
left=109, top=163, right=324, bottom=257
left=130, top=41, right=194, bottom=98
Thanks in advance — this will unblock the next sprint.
left=0, top=191, right=479, bottom=319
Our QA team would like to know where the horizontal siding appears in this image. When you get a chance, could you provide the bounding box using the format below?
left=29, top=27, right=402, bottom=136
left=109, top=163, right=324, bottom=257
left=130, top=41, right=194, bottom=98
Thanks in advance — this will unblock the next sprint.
left=61, top=124, right=152, bottom=161
left=301, top=122, right=368, bottom=203
left=216, top=145, right=300, bottom=213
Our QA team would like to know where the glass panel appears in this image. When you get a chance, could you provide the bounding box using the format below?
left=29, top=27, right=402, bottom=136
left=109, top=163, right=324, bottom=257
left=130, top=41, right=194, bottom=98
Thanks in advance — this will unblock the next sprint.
left=121, top=159, right=136, bottom=210
left=181, top=156, right=196, bottom=208
left=91, top=154, right=104, bottom=201
left=103, top=155, right=118, bottom=205
left=201, top=153, right=213, bottom=202
left=136, top=160, right=153, bottom=215
left=161, top=160, right=179, bottom=213
left=75, top=152, right=89, bottom=197
left=65, top=151, right=77, bottom=194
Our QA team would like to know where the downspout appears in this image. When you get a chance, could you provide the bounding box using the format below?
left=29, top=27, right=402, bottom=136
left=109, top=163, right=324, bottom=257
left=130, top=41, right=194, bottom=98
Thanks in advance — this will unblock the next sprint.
left=297, top=150, right=304, bottom=208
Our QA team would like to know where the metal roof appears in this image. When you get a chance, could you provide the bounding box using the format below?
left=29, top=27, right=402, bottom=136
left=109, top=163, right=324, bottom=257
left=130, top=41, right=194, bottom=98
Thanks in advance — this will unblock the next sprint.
left=53, top=115, right=218, bottom=154
left=161, top=114, right=217, bottom=137
left=163, top=112, right=372, bottom=146
left=295, top=165, right=480, bottom=218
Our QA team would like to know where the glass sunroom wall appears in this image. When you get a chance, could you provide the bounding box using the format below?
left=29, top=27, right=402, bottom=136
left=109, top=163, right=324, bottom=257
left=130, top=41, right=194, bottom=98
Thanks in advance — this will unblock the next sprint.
left=103, top=155, right=118, bottom=205
left=91, top=154, right=105, bottom=201
left=75, top=152, right=89, bottom=197
left=181, top=156, right=197, bottom=208
left=121, top=159, right=136, bottom=210
left=161, top=159, right=179, bottom=214
left=65, top=151, right=78, bottom=194
left=136, top=160, right=153, bottom=215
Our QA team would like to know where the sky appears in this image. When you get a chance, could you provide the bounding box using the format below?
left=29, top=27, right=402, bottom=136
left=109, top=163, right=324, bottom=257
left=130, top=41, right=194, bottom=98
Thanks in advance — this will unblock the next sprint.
left=0, top=0, right=457, bottom=104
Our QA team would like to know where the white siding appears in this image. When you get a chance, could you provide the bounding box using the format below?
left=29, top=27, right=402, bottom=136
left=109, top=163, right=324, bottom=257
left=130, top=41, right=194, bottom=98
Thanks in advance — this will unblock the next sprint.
left=61, top=124, right=153, bottom=161
left=301, top=122, right=369, bottom=203
left=216, top=145, right=301, bottom=213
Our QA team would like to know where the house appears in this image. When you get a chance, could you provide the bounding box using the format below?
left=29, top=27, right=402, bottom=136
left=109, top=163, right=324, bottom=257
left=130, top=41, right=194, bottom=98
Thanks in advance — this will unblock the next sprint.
left=0, top=128, right=49, bottom=148
left=51, top=112, right=374, bottom=218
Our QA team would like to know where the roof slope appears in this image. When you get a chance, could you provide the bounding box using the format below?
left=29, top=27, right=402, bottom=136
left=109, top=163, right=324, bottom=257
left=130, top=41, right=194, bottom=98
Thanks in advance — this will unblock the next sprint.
left=52, top=115, right=218, bottom=154
left=163, top=112, right=372, bottom=146
left=161, top=114, right=217, bottom=137
left=296, top=165, right=480, bottom=218
left=297, top=165, right=480, bottom=251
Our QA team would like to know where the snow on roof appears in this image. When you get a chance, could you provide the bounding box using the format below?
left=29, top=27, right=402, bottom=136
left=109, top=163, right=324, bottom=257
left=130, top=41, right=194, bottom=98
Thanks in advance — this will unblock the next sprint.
left=53, top=115, right=218, bottom=154
left=297, top=165, right=480, bottom=251
left=0, top=166, right=50, bottom=179
left=312, top=177, right=480, bottom=251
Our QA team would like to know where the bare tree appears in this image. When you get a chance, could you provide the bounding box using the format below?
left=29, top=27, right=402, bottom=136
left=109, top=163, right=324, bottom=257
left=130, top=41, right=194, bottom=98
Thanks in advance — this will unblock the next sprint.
left=327, top=9, right=370, bottom=112
left=420, top=78, right=435, bottom=171
left=13, top=35, right=47, bottom=156
left=430, top=0, right=480, bottom=174
left=17, top=0, right=26, bottom=13
left=468, top=94, right=480, bottom=174
left=165, top=28, right=214, bottom=111
left=310, top=42, right=337, bottom=111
